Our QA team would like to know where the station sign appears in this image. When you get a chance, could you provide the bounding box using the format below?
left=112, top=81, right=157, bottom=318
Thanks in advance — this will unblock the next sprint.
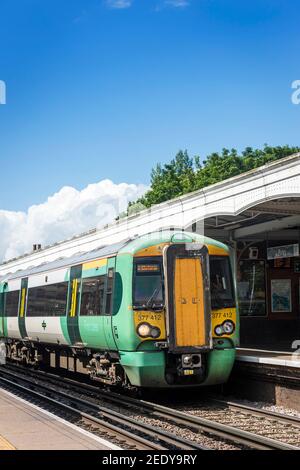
left=267, top=243, right=299, bottom=260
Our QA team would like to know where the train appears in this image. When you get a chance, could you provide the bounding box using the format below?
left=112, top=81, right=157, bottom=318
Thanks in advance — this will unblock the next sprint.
left=0, top=230, right=238, bottom=389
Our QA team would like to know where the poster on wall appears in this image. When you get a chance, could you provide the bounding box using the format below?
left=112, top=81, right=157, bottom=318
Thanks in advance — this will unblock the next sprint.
left=238, top=260, right=266, bottom=316
left=274, top=258, right=291, bottom=268
left=271, top=279, right=292, bottom=313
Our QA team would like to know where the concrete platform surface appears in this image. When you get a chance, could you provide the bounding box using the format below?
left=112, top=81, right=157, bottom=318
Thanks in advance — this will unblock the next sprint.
left=237, top=348, right=300, bottom=368
left=0, top=388, right=121, bottom=450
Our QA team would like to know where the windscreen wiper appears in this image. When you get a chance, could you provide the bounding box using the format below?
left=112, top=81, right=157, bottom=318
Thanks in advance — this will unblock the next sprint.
left=145, top=286, right=161, bottom=309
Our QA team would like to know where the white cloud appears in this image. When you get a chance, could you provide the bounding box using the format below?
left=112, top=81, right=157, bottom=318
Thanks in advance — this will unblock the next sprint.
left=155, top=0, right=190, bottom=11
left=164, top=0, right=190, bottom=7
left=104, top=0, right=190, bottom=11
left=0, top=179, right=147, bottom=262
left=105, top=0, right=133, bottom=9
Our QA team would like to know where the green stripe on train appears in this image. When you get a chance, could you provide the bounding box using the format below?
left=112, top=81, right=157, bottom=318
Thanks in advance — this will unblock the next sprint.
left=60, top=317, right=71, bottom=345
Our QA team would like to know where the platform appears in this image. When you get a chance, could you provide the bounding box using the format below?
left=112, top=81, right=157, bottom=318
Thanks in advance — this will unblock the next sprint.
left=236, top=348, right=300, bottom=368
left=0, top=388, right=120, bottom=450
left=223, top=347, right=300, bottom=412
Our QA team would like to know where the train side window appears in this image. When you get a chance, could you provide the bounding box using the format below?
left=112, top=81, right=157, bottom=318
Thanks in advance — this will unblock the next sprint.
left=80, top=276, right=105, bottom=316
left=105, top=268, right=115, bottom=315
left=27, top=282, right=68, bottom=317
left=47, top=282, right=68, bottom=316
left=0, top=293, right=4, bottom=317
left=4, top=290, right=20, bottom=317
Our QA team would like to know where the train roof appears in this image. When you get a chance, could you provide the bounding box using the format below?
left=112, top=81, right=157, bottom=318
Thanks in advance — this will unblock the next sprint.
left=0, top=230, right=229, bottom=283
left=0, top=239, right=130, bottom=283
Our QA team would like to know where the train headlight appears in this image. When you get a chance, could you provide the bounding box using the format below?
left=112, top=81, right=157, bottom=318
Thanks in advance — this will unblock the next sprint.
left=214, top=325, right=224, bottom=336
left=223, top=320, right=235, bottom=334
left=182, top=354, right=192, bottom=366
left=150, top=327, right=161, bottom=339
left=137, top=323, right=161, bottom=339
left=137, top=323, right=152, bottom=337
left=214, top=320, right=235, bottom=337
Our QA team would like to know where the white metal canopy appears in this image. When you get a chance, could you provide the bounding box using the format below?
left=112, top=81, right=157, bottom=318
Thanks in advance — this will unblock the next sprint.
left=1, top=153, right=300, bottom=276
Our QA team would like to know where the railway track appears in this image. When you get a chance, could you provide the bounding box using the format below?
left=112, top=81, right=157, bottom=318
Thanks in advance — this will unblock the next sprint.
left=207, top=397, right=300, bottom=427
left=0, top=365, right=206, bottom=451
left=0, top=364, right=299, bottom=450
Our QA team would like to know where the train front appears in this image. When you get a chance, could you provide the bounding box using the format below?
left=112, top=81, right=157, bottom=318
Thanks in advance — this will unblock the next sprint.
left=120, top=234, right=238, bottom=388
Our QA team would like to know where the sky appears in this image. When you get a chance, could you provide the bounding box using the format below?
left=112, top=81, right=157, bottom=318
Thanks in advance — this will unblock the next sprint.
left=0, top=0, right=299, bottom=260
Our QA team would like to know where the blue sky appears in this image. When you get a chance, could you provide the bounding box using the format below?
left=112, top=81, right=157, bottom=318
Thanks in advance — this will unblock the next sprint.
left=0, top=0, right=299, bottom=212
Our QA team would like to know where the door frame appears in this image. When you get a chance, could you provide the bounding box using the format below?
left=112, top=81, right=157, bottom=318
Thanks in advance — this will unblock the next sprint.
left=104, top=257, right=118, bottom=350
left=18, top=278, right=28, bottom=339
left=67, top=264, right=83, bottom=346
left=163, top=243, right=212, bottom=353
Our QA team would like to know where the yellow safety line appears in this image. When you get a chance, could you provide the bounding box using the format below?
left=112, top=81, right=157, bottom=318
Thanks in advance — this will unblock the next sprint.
left=0, top=435, right=16, bottom=450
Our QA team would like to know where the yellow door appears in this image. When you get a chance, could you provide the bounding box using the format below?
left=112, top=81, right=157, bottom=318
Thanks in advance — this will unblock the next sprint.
left=174, top=258, right=206, bottom=347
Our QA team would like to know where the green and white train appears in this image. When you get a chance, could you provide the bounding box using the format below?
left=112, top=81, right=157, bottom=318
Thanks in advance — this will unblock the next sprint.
left=0, top=230, right=238, bottom=389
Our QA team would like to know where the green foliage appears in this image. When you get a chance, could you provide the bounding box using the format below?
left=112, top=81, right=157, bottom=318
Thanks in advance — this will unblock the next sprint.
left=138, top=150, right=196, bottom=208
left=136, top=145, right=300, bottom=209
left=127, top=201, right=147, bottom=216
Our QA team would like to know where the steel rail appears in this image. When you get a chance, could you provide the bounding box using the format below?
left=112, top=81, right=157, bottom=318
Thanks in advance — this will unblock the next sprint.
left=1, top=365, right=299, bottom=450
left=0, top=369, right=206, bottom=451
left=0, top=374, right=160, bottom=451
left=207, top=397, right=300, bottom=428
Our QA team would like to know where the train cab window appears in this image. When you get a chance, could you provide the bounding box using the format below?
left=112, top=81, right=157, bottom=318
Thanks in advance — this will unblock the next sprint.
left=4, top=290, right=20, bottom=317
left=80, top=276, right=105, bottom=316
left=210, top=256, right=235, bottom=309
left=133, top=258, right=164, bottom=310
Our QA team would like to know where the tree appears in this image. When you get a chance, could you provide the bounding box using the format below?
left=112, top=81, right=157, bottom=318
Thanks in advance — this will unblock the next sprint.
left=133, top=145, right=300, bottom=210
left=139, top=150, right=196, bottom=208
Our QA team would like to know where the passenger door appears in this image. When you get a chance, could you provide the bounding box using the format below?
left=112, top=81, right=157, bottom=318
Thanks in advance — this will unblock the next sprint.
left=67, top=265, right=83, bottom=346
left=18, top=278, right=28, bottom=339
left=104, top=257, right=118, bottom=350
left=0, top=288, right=4, bottom=337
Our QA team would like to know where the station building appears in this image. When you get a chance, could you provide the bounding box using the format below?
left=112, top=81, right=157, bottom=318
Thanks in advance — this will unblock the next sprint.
left=186, top=153, right=300, bottom=352
left=1, top=153, right=300, bottom=353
